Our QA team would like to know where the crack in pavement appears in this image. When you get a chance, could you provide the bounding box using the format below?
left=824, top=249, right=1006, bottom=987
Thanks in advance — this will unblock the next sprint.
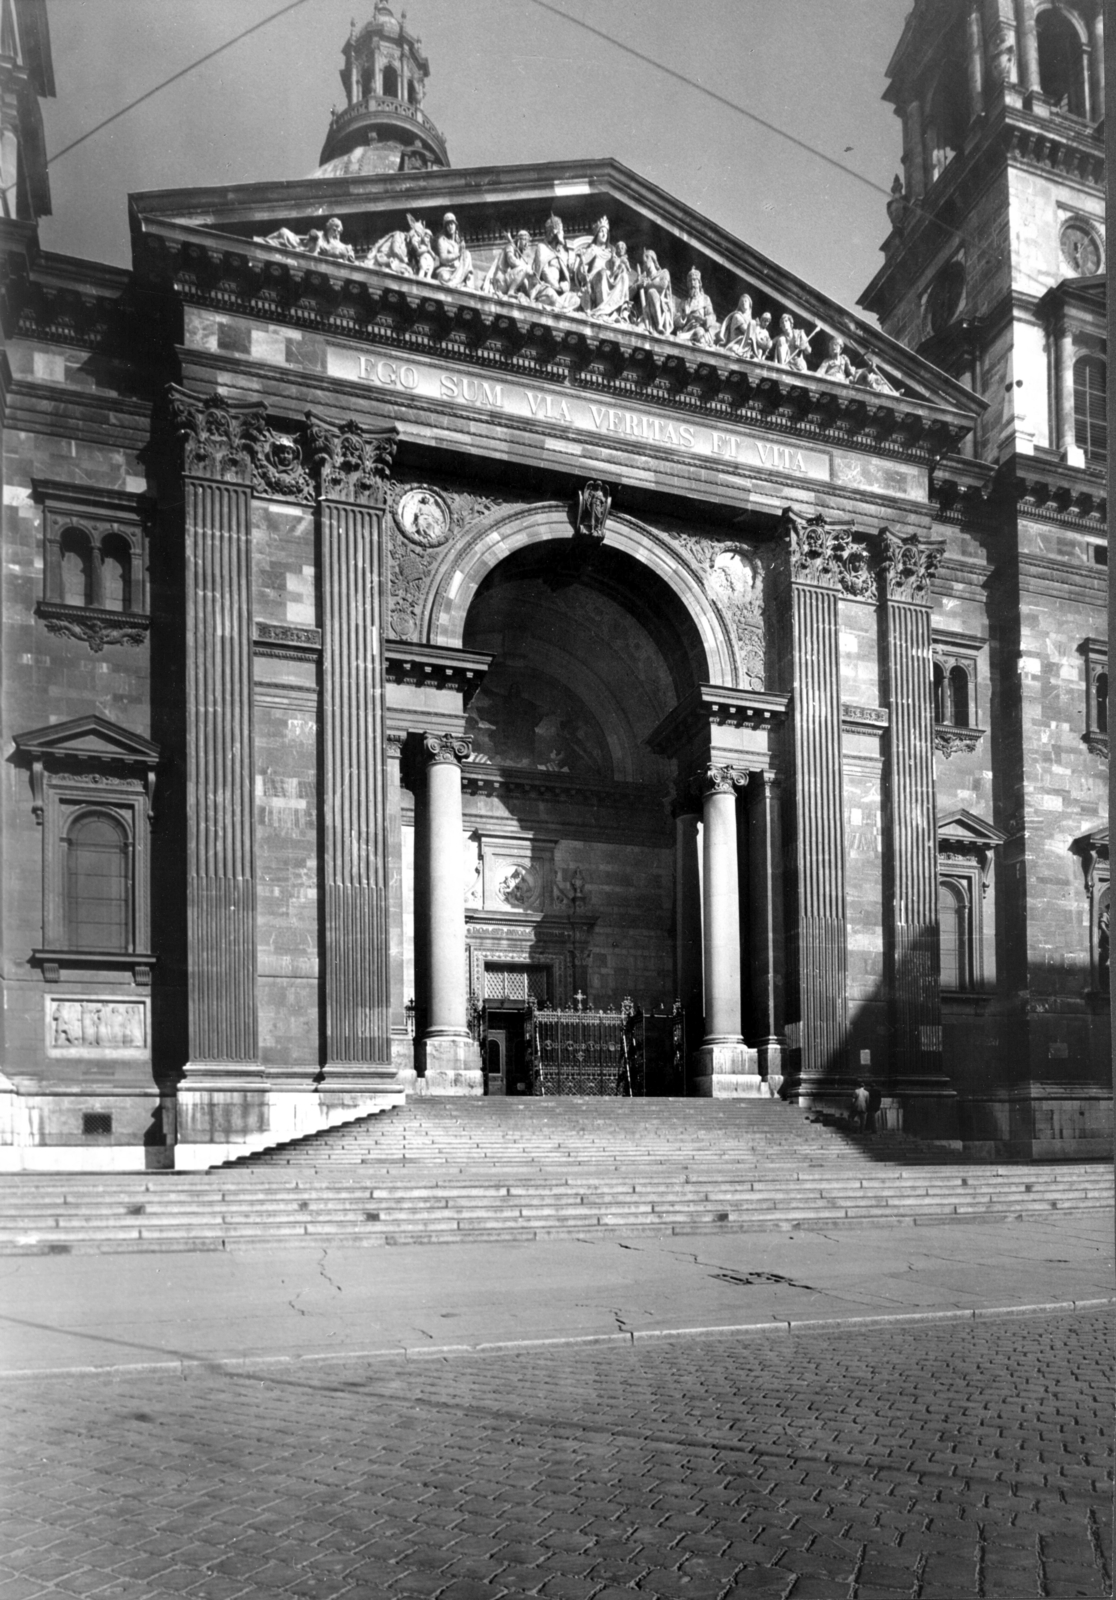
left=316, top=1248, right=343, bottom=1295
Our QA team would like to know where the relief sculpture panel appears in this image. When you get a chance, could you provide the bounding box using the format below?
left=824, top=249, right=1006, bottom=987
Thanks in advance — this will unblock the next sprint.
left=669, top=535, right=765, bottom=688
left=46, top=997, right=149, bottom=1056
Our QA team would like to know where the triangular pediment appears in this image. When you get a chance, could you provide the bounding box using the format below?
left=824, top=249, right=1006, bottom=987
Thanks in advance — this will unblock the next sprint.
left=13, top=715, right=160, bottom=765
left=130, top=157, right=983, bottom=425
left=938, top=809, right=1007, bottom=848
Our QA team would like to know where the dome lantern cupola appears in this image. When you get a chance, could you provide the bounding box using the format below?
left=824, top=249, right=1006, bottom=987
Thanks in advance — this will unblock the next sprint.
left=315, top=2, right=449, bottom=178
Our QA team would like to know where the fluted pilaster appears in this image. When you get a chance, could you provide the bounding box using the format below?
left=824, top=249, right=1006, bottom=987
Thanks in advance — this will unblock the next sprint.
left=172, top=392, right=259, bottom=1072
left=789, top=581, right=847, bottom=1079
left=311, top=415, right=397, bottom=1078
left=747, top=769, right=785, bottom=1086
left=882, top=531, right=953, bottom=1131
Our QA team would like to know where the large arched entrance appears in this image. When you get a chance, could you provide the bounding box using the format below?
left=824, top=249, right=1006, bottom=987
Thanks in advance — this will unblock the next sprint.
left=402, top=505, right=776, bottom=1100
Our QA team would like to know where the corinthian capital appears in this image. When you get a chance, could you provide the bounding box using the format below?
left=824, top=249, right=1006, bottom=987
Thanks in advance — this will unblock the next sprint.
left=307, top=413, right=397, bottom=505
left=423, top=733, right=473, bottom=767
left=883, top=528, right=942, bottom=603
left=166, top=386, right=261, bottom=484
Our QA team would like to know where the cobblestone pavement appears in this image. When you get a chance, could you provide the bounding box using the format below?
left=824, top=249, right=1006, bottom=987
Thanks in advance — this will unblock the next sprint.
left=0, top=1310, right=1110, bottom=1600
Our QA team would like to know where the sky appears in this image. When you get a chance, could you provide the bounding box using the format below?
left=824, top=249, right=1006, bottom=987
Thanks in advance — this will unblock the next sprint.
left=36, top=0, right=914, bottom=319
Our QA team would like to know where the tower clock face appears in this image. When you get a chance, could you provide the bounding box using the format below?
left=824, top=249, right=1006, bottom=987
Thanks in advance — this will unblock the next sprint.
left=1060, top=221, right=1103, bottom=277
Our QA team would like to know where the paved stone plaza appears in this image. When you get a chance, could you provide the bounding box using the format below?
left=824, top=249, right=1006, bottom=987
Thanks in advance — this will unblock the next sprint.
left=0, top=1306, right=1110, bottom=1600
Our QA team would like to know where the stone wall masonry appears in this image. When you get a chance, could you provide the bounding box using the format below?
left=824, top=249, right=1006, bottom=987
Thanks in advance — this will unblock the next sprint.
left=1, top=427, right=154, bottom=1119
left=254, top=693, right=319, bottom=1070
left=252, top=503, right=317, bottom=629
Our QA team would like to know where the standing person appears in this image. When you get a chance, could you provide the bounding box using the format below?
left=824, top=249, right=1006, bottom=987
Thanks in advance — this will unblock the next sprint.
left=866, top=1081, right=883, bottom=1134
left=850, top=1081, right=870, bottom=1133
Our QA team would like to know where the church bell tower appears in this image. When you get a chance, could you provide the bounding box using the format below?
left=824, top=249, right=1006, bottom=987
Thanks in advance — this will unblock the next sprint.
left=315, top=1, right=449, bottom=178
left=860, top=0, right=1105, bottom=468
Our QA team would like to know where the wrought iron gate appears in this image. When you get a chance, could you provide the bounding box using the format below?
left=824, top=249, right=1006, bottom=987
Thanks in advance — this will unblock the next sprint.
left=530, top=999, right=685, bottom=1097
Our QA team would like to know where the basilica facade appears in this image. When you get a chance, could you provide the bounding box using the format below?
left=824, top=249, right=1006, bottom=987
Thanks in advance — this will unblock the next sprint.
left=0, top=0, right=1108, bottom=1170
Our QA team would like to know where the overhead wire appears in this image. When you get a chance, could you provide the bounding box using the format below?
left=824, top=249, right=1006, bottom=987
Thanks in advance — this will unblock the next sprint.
left=522, top=0, right=1040, bottom=293
left=2, top=0, right=311, bottom=200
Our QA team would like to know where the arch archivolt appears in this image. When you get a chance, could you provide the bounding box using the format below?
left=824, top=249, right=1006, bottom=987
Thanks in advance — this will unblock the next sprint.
left=413, top=501, right=753, bottom=690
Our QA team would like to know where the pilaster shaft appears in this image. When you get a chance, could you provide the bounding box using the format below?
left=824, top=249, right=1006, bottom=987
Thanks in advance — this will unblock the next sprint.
left=904, top=100, right=925, bottom=200
left=173, top=393, right=260, bottom=1070
left=747, top=770, right=785, bottom=1056
left=882, top=533, right=943, bottom=1087
left=789, top=581, right=847, bottom=1078
left=319, top=496, right=390, bottom=1067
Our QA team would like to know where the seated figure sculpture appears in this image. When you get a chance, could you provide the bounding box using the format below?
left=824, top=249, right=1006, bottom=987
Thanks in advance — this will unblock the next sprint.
left=525, top=215, right=582, bottom=313
left=675, top=267, right=719, bottom=346
left=771, top=313, right=813, bottom=371
left=854, top=354, right=899, bottom=394
left=434, top=212, right=474, bottom=289
left=482, top=230, right=534, bottom=299
left=816, top=335, right=860, bottom=383
left=571, top=217, right=614, bottom=314
left=740, top=310, right=774, bottom=362
left=632, top=248, right=674, bottom=335
left=720, top=293, right=754, bottom=354
left=591, top=240, right=632, bottom=322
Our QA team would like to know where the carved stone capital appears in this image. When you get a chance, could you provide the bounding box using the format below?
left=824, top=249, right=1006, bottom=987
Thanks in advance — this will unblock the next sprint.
left=307, top=413, right=397, bottom=504
left=167, top=386, right=260, bottom=484
left=934, top=724, right=985, bottom=758
left=883, top=528, right=942, bottom=603
left=423, top=733, right=473, bottom=767
left=782, top=508, right=876, bottom=600
left=693, top=762, right=748, bottom=799
left=1083, top=730, right=1109, bottom=761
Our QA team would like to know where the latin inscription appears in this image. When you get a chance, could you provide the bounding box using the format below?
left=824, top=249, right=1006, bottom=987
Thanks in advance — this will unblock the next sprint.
left=338, top=350, right=830, bottom=482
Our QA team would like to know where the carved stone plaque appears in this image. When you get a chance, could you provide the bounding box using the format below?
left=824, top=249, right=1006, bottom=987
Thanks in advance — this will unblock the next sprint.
left=394, top=487, right=452, bottom=548
left=45, top=996, right=149, bottom=1056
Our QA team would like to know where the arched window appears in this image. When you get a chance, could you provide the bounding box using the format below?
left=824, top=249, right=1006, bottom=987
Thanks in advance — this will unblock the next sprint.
left=65, top=812, right=130, bottom=951
left=100, top=534, right=132, bottom=613
left=948, top=665, right=970, bottom=728
left=60, top=527, right=93, bottom=608
left=1096, top=672, right=1108, bottom=736
left=1037, top=8, right=1088, bottom=117
left=939, top=880, right=970, bottom=990
left=926, top=67, right=969, bottom=182
left=382, top=63, right=399, bottom=98
left=933, top=662, right=946, bottom=723
left=360, top=67, right=372, bottom=99
left=1074, top=355, right=1107, bottom=464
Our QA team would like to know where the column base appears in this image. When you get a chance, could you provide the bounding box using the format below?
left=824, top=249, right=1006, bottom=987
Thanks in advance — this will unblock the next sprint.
left=692, top=1040, right=764, bottom=1097
left=416, top=1033, right=484, bottom=1096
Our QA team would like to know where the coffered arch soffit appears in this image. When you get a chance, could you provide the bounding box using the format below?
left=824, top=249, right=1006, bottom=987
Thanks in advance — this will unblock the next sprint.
left=422, top=504, right=741, bottom=693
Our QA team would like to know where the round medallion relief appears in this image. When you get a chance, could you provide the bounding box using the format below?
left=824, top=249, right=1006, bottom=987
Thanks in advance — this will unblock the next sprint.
left=1060, top=219, right=1103, bottom=277
left=394, top=487, right=452, bottom=547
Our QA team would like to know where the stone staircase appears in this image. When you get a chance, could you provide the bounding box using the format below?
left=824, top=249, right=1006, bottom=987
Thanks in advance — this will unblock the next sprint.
left=0, top=1098, right=1111, bottom=1255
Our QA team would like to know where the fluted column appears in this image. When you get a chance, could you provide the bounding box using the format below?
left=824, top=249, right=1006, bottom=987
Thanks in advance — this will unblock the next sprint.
left=691, top=765, right=761, bottom=1097
left=419, top=733, right=483, bottom=1094
left=1014, top=0, right=1039, bottom=91
left=966, top=1, right=986, bottom=119
left=310, top=416, right=398, bottom=1086
left=882, top=531, right=958, bottom=1140
left=781, top=512, right=849, bottom=1095
left=673, top=806, right=703, bottom=1079
left=1089, top=8, right=1104, bottom=120
left=169, top=390, right=260, bottom=1082
left=747, top=770, right=786, bottom=1092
